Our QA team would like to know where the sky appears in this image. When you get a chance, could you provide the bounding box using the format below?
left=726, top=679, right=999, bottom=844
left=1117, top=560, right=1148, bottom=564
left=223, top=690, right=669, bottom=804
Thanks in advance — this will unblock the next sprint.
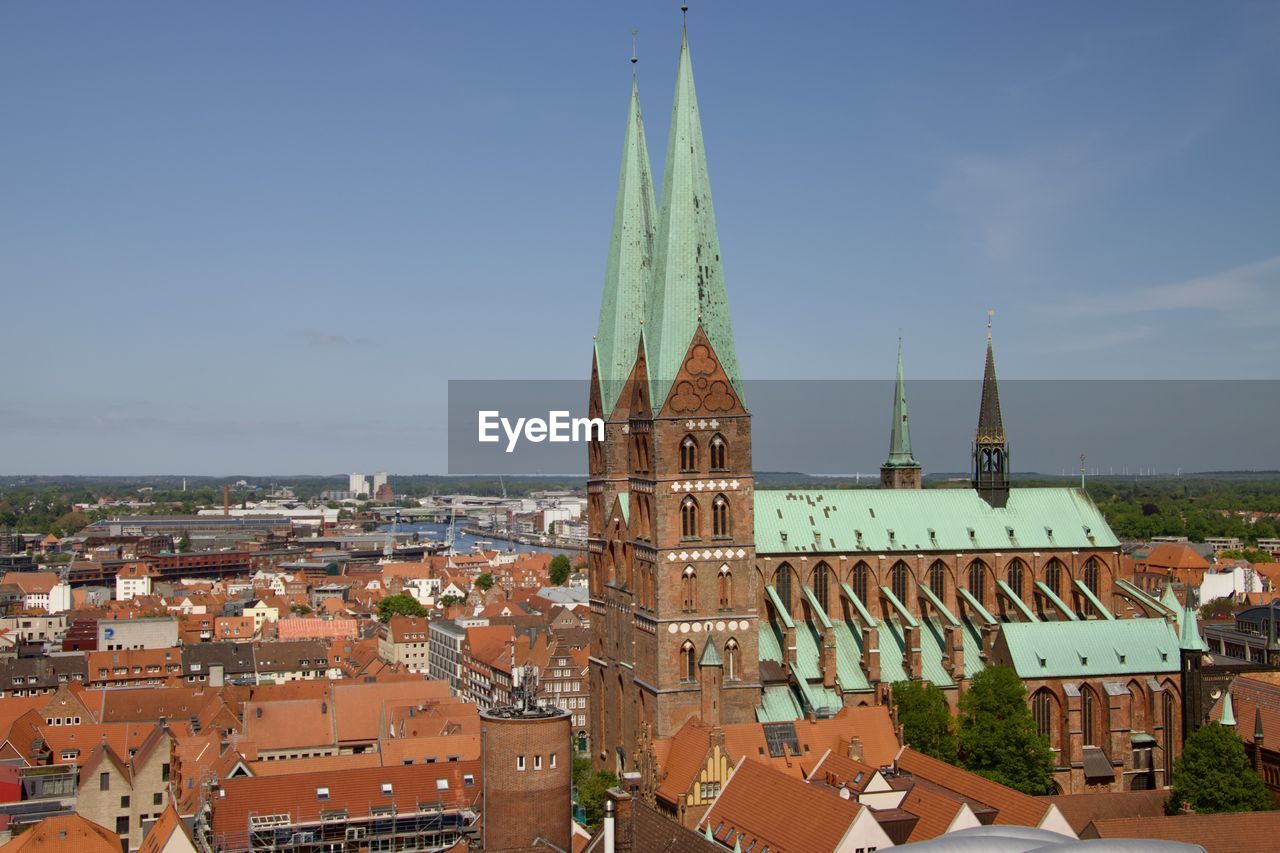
left=2, top=2, right=1278, bottom=475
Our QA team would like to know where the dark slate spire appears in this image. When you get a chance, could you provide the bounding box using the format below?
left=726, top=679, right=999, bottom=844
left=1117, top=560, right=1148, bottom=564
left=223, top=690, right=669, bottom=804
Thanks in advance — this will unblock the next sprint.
left=973, top=314, right=1010, bottom=508
left=1255, top=706, right=1266, bottom=741
left=977, top=319, right=1005, bottom=445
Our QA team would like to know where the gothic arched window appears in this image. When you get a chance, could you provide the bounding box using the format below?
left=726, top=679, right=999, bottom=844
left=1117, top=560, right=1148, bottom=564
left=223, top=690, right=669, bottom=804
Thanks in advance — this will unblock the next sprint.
left=852, top=562, right=870, bottom=604
left=1044, top=559, right=1063, bottom=596
left=929, top=561, right=947, bottom=600
left=1082, top=686, right=1099, bottom=746
left=774, top=564, right=793, bottom=613
left=718, top=565, right=732, bottom=610
left=681, top=497, right=698, bottom=539
left=1083, top=557, right=1100, bottom=594
left=710, top=434, right=727, bottom=471
left=712, top=495, right=729, bottom=537
left=813, top=562, right=830, bottom=611
left=682, top=641, right=696, bottom=683
left=1032, top=688, right=1054, bottom=740
left=725, top=638, right=740, bottom=681
left=1007, top=559, right=1025, bottom=599
left=891, top=561, right=910, bottom=603
left=967, top=560, right=988, bottom=605
left=682, top=567, right=696, bottom=612
left=680, top=435, right=697, bottom=472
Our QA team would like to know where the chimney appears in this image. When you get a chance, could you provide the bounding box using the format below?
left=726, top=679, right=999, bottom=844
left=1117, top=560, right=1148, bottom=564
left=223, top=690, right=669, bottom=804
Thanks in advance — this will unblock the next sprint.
left=607, top=786, right=634, bottom=853
left=846, top=736, right=864, bottom=762
left=602, top=798, right=616, bottom=853
left=821, top=628, right=837, bottom=689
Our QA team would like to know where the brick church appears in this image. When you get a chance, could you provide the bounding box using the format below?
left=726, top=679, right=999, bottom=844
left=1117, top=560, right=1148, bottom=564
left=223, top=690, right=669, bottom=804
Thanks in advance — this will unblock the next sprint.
left=587, top=23, right=1191, bottom=796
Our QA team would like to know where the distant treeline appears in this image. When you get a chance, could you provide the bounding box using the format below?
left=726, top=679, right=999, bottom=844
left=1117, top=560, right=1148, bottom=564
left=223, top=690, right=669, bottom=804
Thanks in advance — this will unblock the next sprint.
left=5, top=472, right=1280, bottom=544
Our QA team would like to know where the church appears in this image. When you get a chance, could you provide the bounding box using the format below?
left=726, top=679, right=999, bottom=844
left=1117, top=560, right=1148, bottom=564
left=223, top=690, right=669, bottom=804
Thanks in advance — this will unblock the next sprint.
left=587, top=22, right=1189, bottom=796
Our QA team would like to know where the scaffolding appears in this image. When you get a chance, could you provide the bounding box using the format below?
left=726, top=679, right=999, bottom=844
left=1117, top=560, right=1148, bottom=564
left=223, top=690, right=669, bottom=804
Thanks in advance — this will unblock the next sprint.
left=205, top=799, right=480, bottom=852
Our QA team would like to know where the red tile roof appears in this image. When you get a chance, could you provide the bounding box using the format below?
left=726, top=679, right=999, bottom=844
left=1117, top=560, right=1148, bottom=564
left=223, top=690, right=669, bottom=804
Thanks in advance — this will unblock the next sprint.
left=1083, top=811, right=1280, bottom=852
left=212, top=760, right=481, bottom=839
left=0, top=814, right=120, bottom=853
left=702, top=758, right=865, bottom=853
left=894, top=747, right=1053, bottom=828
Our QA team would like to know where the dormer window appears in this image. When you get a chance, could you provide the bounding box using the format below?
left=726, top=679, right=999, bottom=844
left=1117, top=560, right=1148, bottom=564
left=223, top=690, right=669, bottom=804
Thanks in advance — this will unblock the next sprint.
left=316, top=787, right=330, bottom=801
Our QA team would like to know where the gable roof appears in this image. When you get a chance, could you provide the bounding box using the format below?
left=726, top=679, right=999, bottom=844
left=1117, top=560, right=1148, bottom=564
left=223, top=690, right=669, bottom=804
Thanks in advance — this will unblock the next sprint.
left=0, top=814, right=120, bottom=853
left=894, top=747, right=1061, bottom=831
left=701, top=758, right=864, bottom=853
left=755, top=487, right=1118, bottom=554
left=1083, top=811, right=1280, bottom=851
left=138, top=804, right=195, bottom=853
left=996, top=618, right=1179, bottom=678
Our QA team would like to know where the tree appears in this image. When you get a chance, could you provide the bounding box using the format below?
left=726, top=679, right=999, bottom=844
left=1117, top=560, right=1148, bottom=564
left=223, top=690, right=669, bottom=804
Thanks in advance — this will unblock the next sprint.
left=475, top=573, right=495, bottom=592
left=1169, top=722, right=1273, bottom=814
left=892, top=680, right=957, bottom=762
left=438, top=594, right=464, bottom=608
left=956, top=666, right=1055, bottom=795
left=176, top=535, right=191, bottom=553
left=549, top=554, right=572, bottom=586
left=376, top=593, right=427, bottom=623
left=573, top=755, right=619, bottom=830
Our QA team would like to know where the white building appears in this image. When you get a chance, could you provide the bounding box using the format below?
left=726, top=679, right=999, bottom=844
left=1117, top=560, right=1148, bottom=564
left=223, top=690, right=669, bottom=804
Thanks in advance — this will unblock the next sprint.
left=116, top=563, right=156, bottom=601
left=349, top=473, right=370, bottom=496
left=372, top=471, right=389, bottom=493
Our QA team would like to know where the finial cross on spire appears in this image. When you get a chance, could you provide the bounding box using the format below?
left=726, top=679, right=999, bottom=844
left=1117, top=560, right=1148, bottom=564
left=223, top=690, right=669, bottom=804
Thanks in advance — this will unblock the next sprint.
left=631, top=28, right=639, bottom=66
left=987, top=309, right=995, bottom=341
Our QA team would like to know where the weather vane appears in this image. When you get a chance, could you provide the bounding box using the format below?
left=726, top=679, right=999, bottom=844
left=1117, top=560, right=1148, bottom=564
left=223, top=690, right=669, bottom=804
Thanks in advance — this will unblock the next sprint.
left=631, top=28, right=639, bottom=66
left=987, top=308, right=995, bottom=339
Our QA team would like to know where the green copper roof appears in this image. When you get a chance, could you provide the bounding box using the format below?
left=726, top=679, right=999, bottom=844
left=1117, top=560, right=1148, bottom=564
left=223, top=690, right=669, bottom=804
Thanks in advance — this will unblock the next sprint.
left=1220, top=690, right=1236, bottom=727
left=754, top=487, right=1120, bottom=553
left=756, top=683, right=803, bottom=723
left=1000, top=619, right=1178, bottom=679
left=1179, top=603, right=1208, bottom=652
left=645, top=30, right=741, bottom=407
left=699, top=635, right=722, bottom=667
left=884, top=341, right=919, bottom=469
left=595, top=78, right=657, bottom=416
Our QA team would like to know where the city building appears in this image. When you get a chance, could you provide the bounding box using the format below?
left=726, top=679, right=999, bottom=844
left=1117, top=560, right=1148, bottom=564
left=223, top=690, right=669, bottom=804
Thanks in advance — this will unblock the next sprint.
left=428, top=618, right=467, bottom=694
left=379, top=615, right=430, bottom=672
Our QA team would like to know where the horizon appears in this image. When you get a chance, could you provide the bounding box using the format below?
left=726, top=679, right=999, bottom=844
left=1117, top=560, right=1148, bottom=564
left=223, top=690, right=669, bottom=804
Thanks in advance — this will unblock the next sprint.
left=4, top=2, right=1278, bottom=474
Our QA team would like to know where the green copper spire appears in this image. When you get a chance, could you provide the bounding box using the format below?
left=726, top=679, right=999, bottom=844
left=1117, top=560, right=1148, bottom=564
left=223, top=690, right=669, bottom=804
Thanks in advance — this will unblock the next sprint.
left=699, top=636, right=723, bottom=667
left=595, top=76, right=657, bottom=416
left=645, top=27, right=741, bottom=407
left=884, top=340, right=919, bottom=469
left=1220, top=690, right=1236, bottom=727
left=704, top=823, right=714, bottom=842
left=1179, top=601, right=1208, bottom=652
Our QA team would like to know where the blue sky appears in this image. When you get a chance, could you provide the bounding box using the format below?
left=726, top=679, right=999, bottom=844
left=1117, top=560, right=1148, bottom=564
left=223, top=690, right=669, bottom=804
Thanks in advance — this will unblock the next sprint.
left=2, top=2, right=1278, bottom=475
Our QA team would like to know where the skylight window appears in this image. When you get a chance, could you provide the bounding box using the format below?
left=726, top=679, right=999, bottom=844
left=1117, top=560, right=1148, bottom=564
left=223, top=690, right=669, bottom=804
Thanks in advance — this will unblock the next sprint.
left=316, top=787, right=329, bottom=801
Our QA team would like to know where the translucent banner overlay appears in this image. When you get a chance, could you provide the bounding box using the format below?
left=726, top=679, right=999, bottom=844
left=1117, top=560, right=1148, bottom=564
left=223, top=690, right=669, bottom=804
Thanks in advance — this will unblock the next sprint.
left=447, top=379, right=1280, bottom=477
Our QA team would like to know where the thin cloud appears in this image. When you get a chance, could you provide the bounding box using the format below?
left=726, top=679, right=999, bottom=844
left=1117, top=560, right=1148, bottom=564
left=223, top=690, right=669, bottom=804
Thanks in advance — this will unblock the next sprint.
left=306, top=332, right=371, bottom=347
left=1041, top=256, right=1280, bottom=327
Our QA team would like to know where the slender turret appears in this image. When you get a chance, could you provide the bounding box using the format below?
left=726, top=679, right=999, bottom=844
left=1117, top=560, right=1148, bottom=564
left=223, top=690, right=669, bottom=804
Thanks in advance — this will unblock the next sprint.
left=882, top=340, right=922, bottom=489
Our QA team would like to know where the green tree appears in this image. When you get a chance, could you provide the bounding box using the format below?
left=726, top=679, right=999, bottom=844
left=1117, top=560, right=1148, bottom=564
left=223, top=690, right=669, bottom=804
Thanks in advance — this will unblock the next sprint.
left=956, top=666, right=1055, bottom=795
left=176, top=535, right=191, bottom=553
left=376, top=593, right=427, bottom=623
left=475, top=573, right=495, bottom=592
left=892, top=680, right=957, bottom=762
left=573, top=755, right=619, bottom=830
left=549, top=554, right=572, bottom=586
left=438, top=594, right=464, bottom=608
left=1168, top=722, right=1273, bottom=814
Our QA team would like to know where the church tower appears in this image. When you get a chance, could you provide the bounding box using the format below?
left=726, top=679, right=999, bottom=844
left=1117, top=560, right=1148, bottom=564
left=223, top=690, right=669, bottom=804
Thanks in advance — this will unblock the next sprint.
left=881, top=341, right=922, bottom=489
left=589, top=20, right=760, bottom=775
left=973, top=320, right=1010, bottom=508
